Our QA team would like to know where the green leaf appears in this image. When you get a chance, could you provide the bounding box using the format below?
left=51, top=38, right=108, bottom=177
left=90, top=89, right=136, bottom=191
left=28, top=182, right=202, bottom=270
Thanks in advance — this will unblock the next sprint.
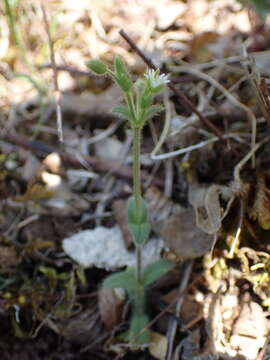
left=114, top=56, right=132, bottom=92
left=86, top=60, right=107, bottom=74
left=102, top=268, right=137, bottom=294
left=128, top=223, right=151, bottom=246
left=142, top=259, right=174, bottom=287
left=127, top=196, right=151, bottom=245
left=127, top=196, right=148, bottom=224
left=143, top=104, right=164, bottom=122
left=114, top=56, right=129, bottom=79
left=129, top=313, right=150, bottom=344
left=112, top=105, right=131, bottom=120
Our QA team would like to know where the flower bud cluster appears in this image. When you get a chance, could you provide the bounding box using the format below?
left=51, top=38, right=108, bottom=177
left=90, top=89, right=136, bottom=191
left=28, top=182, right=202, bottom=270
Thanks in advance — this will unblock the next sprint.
left=86, top=57, right=169, bottom=129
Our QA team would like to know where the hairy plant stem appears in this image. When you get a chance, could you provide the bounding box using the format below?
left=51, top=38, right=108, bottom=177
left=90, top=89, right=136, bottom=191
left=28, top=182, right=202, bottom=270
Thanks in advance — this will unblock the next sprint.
left=136, top=244, right=142, bottom=284
left=133, top=126, right=142, bottom=285
left=133, top=126, right=141, bottom=212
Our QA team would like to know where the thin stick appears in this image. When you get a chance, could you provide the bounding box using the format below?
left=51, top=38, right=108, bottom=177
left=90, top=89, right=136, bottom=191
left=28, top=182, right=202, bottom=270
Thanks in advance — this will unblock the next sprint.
left=228, top=198, right=244, bottom=258
left=119, top=29, right=223, bottom=139
left=41, top=3, right=63, bottom=142
left=166, top=260, right=193, bottom=360
left=3, top=131, right=164, bottom=187
left=171, top=63, right=257, bottom=166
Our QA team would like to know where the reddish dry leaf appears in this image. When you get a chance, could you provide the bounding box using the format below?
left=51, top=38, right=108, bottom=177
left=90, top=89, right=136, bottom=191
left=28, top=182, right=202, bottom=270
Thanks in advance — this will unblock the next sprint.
left=145, top=186, right=215, bottom=259
left=250, top=174, right=270, bottom=230
left=98, top=288, right=125, bottom=330
left=189, top=31, right=218, bottom=62
left=112, top=199, right=133, bottom=249
left=163, top=291, right=202, bottom=326
left=14, top=183, right=54, bottom=202
left=0, top=246, right=21, bottom=273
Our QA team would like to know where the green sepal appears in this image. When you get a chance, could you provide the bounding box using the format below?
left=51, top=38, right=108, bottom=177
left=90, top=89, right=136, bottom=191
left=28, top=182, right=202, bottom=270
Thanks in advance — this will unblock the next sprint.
left=142, top=259, right=174, bottom=287
left=102, top=268, right=137, bottom=295
left=128, top=313, right=150, bottom=344
left=86, top=60, right=107, bottom=74
left=127, top=196, right=150, bottom=245
left=140, top=87, right=153, bottom=109
left=149, top=83, right=164, bottom=93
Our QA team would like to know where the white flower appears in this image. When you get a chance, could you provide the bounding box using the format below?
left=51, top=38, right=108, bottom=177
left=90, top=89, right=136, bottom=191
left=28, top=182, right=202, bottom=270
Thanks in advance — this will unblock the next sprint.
left=144, top=69, right=170, bottom=91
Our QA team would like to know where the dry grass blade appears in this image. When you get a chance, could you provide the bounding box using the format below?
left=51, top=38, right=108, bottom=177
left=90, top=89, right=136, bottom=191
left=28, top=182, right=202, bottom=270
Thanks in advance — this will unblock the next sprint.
left=41, top=3, right=63, bottom=142
left=166, top=261, right=193, bottom=360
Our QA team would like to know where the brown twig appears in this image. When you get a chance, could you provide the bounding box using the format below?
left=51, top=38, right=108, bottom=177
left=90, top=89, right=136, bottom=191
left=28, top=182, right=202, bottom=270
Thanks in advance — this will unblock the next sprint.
left=119, top=29, right=223, bottom=139
left=3, top=132, right=163, bottom=187
left=39, top=63, right=96, bottom=78
left=166, top=260, right=193, bottom=360
left=41, top=3, right=63, bottom=142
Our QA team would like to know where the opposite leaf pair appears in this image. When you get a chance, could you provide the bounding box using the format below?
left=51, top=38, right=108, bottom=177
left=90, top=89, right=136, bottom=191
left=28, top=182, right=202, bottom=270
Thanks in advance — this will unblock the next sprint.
left=103, top=259, right=174, bottom=344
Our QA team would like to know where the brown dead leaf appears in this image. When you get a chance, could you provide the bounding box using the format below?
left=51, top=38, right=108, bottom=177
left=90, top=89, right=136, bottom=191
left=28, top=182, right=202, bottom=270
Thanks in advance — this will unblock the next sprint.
left=231, top=299, right=268, bottom=359
left=0, top=170, right=11, bottom=199
left=190, top=32, right=218, bottom=62
left=145, top=187, right=215, bottom=260
left=163, top=291, right=202, bottom=326
left=149, top=331, right=168, bottom=360
left=21, top=217, right=57, bottom=243
left=14, top=183, right=54, bottom=202
left=160, top=209, right=214, bottom=259
left=250, top=174, right=270, bottom=230
left=188, top=183, right=222, bottom=235
left=0, top=246, right=21, bottom=273
left=144, top=186, right=178, bottom=232
left=112, top=199, right=133, bottom=249
left=98, top=288, right=125, bottom=330
left=50, top=307, right=103, bottom=345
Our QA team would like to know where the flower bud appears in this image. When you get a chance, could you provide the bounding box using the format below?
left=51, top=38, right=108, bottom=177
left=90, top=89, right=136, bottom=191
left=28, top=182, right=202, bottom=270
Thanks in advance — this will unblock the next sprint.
left=86, top=60, right=107, bottom=74
left=144, top=69, right=170, bottom=93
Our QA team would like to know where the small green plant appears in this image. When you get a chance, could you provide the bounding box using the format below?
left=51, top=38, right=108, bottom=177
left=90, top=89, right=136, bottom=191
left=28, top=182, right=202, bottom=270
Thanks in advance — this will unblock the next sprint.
left=87, top=57, right=174, bottom=344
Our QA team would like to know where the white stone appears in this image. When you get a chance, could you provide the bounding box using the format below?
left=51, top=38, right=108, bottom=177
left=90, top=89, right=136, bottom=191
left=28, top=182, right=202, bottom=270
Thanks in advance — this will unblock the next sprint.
left=62, top=226, right=164, bottom=270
